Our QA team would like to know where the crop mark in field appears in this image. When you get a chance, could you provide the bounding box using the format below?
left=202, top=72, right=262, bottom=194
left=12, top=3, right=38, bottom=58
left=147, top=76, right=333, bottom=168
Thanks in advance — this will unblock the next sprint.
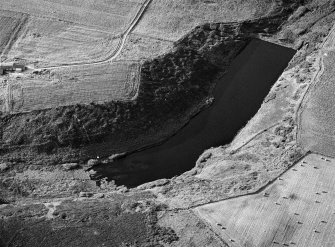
left=194, top=153, right=335, bottom=247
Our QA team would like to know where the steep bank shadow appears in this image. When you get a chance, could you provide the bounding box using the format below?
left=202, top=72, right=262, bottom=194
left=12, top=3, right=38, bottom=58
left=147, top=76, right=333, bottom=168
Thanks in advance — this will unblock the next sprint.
left=92, top=39, right=296, bottom=188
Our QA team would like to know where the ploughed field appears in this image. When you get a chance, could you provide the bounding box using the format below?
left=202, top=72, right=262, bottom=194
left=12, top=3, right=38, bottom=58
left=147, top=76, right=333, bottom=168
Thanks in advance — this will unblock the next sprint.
left=195, top=153, right=335, bottom=247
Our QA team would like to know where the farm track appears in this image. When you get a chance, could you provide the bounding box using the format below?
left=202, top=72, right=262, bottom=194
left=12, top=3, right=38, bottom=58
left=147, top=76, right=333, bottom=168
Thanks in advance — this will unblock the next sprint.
left=35, top=0, right=153, bottom=70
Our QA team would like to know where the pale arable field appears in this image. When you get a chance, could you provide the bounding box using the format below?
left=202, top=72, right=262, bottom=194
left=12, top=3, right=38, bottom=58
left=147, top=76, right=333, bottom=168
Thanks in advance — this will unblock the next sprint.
left=0, top=0, right=145, bottom=33
left=118, top=0, right=277, bottom=62
left=1, top=62, right=139, bottom=113
left=195, top=154, right=335, bottom=247
left=116, top=33, right=173, bottom=61
left=4, top=16, right=121, bottom=67
left=0, top=0, right=148, bottom=114
left=0, top=10, right=27, bottom=56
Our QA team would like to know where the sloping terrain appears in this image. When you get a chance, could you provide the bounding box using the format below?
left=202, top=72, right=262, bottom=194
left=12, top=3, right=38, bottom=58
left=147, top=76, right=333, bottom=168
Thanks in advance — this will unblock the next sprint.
left=298, top=24, right=335, bottom=157
left=0, top=10, right=27, bottom=57
left=133, top=0, right=277, bottom=41
left=3, top=62, right=139, bottom=113
left=116, top=33, right=173, bottom=61
left=4, top=17, right=120, bottom=67
left=1, top=1, right=335, bottom=247
left=0, top=0, right=301, bottom=165
left=0, top=0, right=144, bottom=33
left=195, top=154, right=335, bottom=247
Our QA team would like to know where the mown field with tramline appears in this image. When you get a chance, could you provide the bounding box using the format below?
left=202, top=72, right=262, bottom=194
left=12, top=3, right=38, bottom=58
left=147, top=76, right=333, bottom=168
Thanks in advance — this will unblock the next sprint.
left=195, top=154, right=335, bottom=247
left=0, top=10, right=27, bottom=57
left=0, top=0, right=144, bottom=33
left=4, top=17, right=121, bottom=67
left=4, top=62, right=139, bottom=113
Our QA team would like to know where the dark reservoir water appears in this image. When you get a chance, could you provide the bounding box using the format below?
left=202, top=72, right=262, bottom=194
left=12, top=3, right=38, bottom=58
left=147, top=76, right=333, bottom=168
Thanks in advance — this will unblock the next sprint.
left=92, top=39, right=295, bottom=187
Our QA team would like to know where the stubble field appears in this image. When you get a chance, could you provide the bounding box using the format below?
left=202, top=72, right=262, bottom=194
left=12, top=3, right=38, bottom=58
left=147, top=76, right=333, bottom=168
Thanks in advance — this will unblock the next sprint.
left=0, top=10, right=27, bottom=58
left=0, top=0, right=144, bottom=33
left=195, top=154, right=335, bottom=247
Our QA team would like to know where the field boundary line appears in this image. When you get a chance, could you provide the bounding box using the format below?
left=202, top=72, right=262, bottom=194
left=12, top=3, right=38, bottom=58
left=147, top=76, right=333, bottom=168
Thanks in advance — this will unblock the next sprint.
left=163, top=145, right=308, bottom=212
left=230, top=122, right=281, bottom=153
left=192, top=209, right=236, bottom=247
left=130, top=31, right=175, bottom=43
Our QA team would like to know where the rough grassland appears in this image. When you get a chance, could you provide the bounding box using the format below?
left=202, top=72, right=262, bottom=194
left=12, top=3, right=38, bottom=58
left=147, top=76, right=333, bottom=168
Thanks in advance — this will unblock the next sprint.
left=195, top=154, right=335, bottom=247
left=158, top=210, right=227, bottom=247
left=299, top=30, right=335, bottom=157
left=0, top=195, right=178, bottom=247
left=0, top=0, right=144, bottom=33
left=4, top=17, right=120, bottom=67
left=5, top=62, right=139, bottom=113
left=133, top=0, right=276, bottom=41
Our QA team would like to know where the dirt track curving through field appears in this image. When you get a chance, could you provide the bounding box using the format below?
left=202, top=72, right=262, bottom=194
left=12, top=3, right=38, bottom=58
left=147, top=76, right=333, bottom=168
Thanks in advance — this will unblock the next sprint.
left=32, top=0, right=153, bottom=70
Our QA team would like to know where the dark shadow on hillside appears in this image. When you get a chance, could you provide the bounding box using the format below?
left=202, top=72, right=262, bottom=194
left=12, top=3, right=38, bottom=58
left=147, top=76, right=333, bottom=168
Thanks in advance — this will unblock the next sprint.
left=92, top=39, right=296, bottom=188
